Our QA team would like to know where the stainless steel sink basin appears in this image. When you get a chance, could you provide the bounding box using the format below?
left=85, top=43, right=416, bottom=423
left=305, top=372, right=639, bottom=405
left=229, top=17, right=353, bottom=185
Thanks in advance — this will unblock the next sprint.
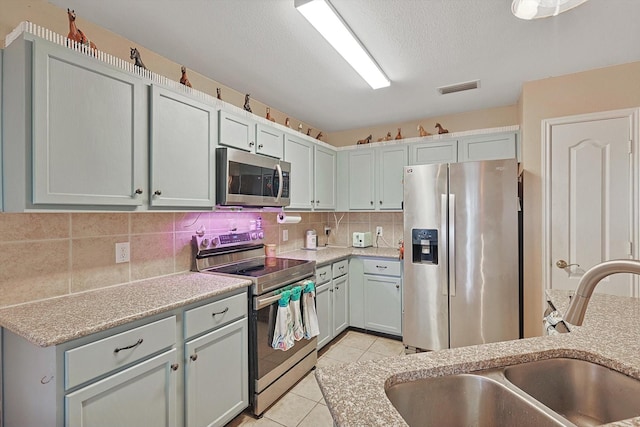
left=386, top=374, right=565, bottom=427
left=504, top=358, right=640, bottom=426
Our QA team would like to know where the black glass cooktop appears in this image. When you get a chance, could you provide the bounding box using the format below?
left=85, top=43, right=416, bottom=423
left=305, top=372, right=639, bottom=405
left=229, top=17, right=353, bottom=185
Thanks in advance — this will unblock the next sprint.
left=208, top=257, right=311, bottom=278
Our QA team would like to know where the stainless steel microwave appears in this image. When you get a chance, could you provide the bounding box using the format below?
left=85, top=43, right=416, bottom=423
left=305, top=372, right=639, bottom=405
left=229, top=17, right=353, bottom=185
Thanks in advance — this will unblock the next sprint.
left=216, top=147, right=291, bottom=207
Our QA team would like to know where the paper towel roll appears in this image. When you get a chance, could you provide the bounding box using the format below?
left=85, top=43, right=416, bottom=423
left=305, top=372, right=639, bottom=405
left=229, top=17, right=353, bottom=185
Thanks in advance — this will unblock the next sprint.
left=277, top=213, right=302, bottom=224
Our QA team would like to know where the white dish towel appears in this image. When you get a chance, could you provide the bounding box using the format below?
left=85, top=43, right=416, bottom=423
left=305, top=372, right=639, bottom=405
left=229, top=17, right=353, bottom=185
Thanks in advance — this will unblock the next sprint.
left=302, top=280, right=320, bottom=339
left=290, top=286, right=305, bottom=341
left=272, top=290, right=294, bottom=351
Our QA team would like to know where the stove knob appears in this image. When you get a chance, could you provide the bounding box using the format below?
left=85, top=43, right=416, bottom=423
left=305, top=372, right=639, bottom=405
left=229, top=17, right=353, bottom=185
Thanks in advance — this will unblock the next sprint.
left=201, top=238, right=210, bottom=249
left=250, top=232, right=258, bottom=240
left=258, top=231, right=264, bottom=239
left=210, top=236, right=220, bottom=247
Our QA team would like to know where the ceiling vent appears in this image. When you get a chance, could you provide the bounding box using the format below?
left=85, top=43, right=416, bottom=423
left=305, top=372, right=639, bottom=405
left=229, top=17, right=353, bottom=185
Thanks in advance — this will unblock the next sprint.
left=437, top=80, right=480, bottom=95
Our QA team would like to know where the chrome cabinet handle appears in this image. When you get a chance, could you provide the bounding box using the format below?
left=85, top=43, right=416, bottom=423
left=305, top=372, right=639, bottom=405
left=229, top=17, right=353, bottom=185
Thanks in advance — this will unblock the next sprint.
left=114, top=338, right=143, bottom=354
left=335, top=285, right=340, bottom=290
left=376, top=265, right=388, bottom=269
left=316, top=200, right=320, bottom=204
left=258, top=144, right=263, bottom=149
left=379, top=200, right=382, bottom=205
left=396, top=284, right=400, bottom=289
left=370, top=201, right=374, bottom=205
left=154, top=190, right=162, bottom=196
left=249, top=141, right=255, bottom=147
left=190, top=354, right=198, bottom=361
left=134, top=188, right=143, bottom=195
left=171, top=363, right=179, bottom=371
left=212, top=307, right=229, bottom=317
left=556, top=259, right=580, bottom=269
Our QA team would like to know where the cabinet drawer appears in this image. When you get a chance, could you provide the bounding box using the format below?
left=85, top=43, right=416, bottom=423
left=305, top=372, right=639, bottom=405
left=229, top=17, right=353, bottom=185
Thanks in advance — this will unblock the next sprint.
left=363, top=259, right=401, bottom=277
left=184, top=292, right=247, bottom=339
left=315, top=265, right=332, bottom=285
left=65, top=316, right=176, bottom=390
left=332, top=259, right=348, bottom=278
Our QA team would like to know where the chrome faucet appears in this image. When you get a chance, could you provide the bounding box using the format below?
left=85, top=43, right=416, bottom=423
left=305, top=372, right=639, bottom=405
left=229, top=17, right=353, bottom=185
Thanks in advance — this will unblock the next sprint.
left=564, top=259, right=640, bottom=326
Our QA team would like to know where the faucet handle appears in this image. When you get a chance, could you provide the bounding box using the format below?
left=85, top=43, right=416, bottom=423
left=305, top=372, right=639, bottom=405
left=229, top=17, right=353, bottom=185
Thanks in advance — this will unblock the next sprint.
left=556, top=259, right=580, bottom=269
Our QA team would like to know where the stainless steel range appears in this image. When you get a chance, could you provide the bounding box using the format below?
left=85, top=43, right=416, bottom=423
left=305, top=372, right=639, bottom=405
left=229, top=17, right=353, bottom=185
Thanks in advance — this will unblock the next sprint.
left=192, top=231, right=317, bottom=416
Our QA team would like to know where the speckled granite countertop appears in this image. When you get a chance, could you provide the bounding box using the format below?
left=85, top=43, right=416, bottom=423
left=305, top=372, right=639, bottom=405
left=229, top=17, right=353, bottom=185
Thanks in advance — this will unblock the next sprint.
left=282, top=246, right=400, bottom=265
left=315, top=290, right=640, bottom=426
left=0, top=273, right=251, bottom=347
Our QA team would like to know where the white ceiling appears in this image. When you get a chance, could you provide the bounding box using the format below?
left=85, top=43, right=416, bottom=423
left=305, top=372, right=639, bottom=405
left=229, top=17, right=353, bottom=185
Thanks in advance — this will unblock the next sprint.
left=49, top=0, right=640, bottom=133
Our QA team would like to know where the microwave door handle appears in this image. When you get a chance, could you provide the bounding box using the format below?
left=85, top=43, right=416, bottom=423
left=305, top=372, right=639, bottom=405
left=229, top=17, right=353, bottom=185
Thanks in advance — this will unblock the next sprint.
left=274, top=163, right=283, bottom=202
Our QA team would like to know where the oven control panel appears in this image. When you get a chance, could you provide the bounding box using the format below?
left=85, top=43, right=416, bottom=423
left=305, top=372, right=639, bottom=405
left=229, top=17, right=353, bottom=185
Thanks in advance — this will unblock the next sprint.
left=194, top=231, right=264, bottom=253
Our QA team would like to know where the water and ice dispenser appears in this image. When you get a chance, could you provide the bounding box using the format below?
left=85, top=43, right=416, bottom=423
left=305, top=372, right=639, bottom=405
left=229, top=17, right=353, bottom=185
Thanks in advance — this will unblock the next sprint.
left=411, top=229, right=438, bottom=264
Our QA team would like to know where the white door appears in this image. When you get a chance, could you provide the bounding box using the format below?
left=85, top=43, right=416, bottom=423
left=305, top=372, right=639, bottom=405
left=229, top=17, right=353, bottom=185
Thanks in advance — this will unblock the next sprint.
left=545, top=110, right=637, bottom=297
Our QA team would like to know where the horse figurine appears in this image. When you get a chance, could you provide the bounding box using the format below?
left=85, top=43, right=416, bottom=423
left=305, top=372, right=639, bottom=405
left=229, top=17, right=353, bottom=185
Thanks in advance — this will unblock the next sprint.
left=357, top=135, right=372, bottom=145
left=130, top=47, right=147, bottom=70
left=244, top=94, right=252, bottom=112
left=180, top=66, right=192, bottom=87
left=316, top=132, right=323, bottom=141
left=266, top=107, right=275, bottom=122
left=435, top=123, right=449, bottom=134
left=285, top=118, right=291, bottom=128
left=395, top=128, right=403, bottom=140
left=418, top=125, right=431, bottom=137
left=67, top=9, right=96, bottom=51
left=383, top=132, right=392, bottom=141
left=216, top=88, right=222, bottom=100
left=306, top=128, right=312, bottom=136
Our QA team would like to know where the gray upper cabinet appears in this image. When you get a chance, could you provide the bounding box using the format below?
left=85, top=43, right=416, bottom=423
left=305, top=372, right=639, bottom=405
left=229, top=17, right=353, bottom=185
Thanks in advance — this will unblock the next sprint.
left=458, top=132, right=517, bottom=162
left=377, top=145, right=407, bottom=210
left=284, top=133, right=314, bottom=210
left=348, top=149, right=376, bottom=210
left=3, top=35, right=148, bottom=210
left=314, top=144, right=336, bottom=210
left=150, top=85, right=216, bottom=208
left=218, top=110, right=256, bottom=153
left=410, top=140, right=458, bottom=165
left=256, top=123, right=284, bottom=159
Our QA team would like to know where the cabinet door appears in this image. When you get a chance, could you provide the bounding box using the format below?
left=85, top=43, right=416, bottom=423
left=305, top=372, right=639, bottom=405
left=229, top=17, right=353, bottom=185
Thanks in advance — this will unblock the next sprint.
left=256, top=124, right=284, bottom=159
left=409, top=141, right=457, bottom=165
left=284, top=134, right=314, bottom=210
left=332, top=275, right=349, bottom=336
left=32, top=39, right=146, bottom=206
left=150, top=86, right=216, bottom=207
left=0, top=49, right=3, bottom=211
left=314, top=145, right=336, bottom=210
left=377, top=145, right=408, bottom=210
left=185, top=318, right=248, bottom=427
left=458, top=132, right=517, bottom=162
left=65, top=349, right=178, bottom=427
left=315, top=282, right=332, bottom=349
left=364, top=276, right=402, bottom=336
left=348, top=149, right=375, bottom=210
left=218, top=110, right=256, bottom=152
left=348, top=259, right=365, bottom=328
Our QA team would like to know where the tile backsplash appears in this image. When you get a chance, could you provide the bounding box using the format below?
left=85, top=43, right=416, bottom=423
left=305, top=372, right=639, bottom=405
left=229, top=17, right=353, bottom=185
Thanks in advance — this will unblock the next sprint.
left=0, top=211, right=403, bottom=308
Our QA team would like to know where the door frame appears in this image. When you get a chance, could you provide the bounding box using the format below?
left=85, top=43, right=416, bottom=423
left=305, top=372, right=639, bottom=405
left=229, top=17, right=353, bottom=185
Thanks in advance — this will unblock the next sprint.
left=542, top=108, right=639, bottom=295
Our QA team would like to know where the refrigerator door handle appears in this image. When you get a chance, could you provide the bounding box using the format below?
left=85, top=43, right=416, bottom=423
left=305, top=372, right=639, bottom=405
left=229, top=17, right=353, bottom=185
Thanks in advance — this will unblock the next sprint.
left=441, top=194, right=449, bottom=297
left=449, top=194, right=456, bottom=297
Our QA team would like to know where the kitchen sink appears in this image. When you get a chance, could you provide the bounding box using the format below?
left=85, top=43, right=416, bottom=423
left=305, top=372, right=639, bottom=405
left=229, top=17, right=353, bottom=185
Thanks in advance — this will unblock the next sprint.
left=386, top=374, right=565, bottom=427
left=386, top=357, right=640, bottom=427
left=504, top=358, right=640, bottom=426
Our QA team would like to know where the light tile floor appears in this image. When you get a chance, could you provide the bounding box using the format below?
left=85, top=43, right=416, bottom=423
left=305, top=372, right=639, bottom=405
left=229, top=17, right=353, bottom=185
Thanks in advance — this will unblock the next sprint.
left=228, top=330, right=405, bottom=427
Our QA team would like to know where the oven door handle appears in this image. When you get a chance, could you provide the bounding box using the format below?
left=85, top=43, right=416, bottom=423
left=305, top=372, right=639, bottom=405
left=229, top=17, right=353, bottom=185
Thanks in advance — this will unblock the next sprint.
left=255, top=293, right=283, bottom=310
left=274, top=163, right=283, bottom=202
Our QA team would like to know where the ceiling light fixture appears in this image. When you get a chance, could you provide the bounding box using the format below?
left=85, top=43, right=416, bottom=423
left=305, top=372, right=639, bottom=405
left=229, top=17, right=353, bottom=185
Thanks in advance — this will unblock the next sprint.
left=512, top=0, right=589, bottom=20
left=295, top=0, right=390, bottom=90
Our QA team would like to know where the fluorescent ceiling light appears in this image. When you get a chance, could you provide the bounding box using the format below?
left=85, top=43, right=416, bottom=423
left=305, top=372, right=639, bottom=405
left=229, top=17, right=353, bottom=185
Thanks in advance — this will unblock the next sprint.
left=295, top=0, right=390, bottom=90
left=512, top=0, right=590, bottom=20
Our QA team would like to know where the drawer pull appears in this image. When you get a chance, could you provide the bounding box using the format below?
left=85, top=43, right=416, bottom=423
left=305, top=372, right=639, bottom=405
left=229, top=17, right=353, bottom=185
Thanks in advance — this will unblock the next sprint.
left=212, top=307, right=229, bottom=317
left=396, top=284, right=400, bottom=289
left=40, top=375, right=54, bottom=384
left=171, top=363, right=179, bottom=371
left=190, top=354, right=198, bottom=362
left=376, top=265, right=388, bottom=269
left=320, top=272, right=327, bottom=278
left=114, top=338, right=143, bottom=354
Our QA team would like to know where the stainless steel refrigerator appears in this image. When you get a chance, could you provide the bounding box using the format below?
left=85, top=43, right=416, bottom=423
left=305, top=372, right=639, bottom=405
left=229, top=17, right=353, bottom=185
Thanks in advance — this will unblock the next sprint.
left=403, top=158, right=520, bottom=351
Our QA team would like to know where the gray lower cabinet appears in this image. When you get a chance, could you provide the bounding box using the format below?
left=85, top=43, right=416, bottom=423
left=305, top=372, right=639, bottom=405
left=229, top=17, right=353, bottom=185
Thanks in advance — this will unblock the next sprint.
left=150, top=85, right=217, bottom=208
left=315, top=260, right=349, bottom=349
left=0, top=48, right=3, bottom=211
left=2, top=290, right=248, bottom=427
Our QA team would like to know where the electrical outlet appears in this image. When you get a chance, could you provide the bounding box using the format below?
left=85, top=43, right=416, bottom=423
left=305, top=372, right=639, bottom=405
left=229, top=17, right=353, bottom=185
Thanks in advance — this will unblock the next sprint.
left=376, top=226, right=383, bottom=236
left=282, top=229, right=289, bottom=242
left=115, top=242, right=130, bottom=264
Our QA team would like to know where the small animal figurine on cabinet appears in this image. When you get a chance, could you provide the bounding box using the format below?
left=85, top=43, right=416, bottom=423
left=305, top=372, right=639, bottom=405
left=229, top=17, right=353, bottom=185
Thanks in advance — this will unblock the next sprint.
left=67, top=9, right=97, bottom=51
left=285, top=118, right=291, bottom=128
left=357, top=135, right=372, bottom=145
left=377, top=136, right=385, bottom=142
left=244, top=94, right=252, bottom=112
left=395, top=128, right=403, bottom=140
left=216, top=88, right=222, bottom=100
left=383, top=132, right=392, bottom=141
left=266, top=107, right=275, bottom=122
left=298, top=124, right=303, bottom=133
left=418, top=125, right=431, bottom=137
left=180, top=66, right=192, bottom=88
left=307, top=128, right=312, bottom=136
left=316, top=132, right=323, bottom=140
left=435, top=123, right=449, bottom=134
left=130, top=47, right=147, bottom=70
